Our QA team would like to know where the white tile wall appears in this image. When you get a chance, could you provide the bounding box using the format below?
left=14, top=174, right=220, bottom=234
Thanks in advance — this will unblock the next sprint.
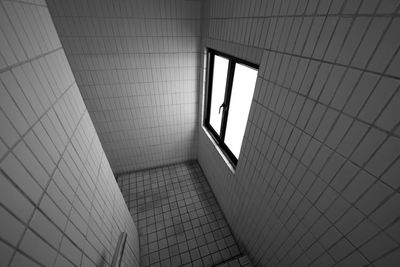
left=47, top=0, right=202, bottom=174
left=199, top=0, right=400, bottom=266
left=0, top=0, right=139, bottom=266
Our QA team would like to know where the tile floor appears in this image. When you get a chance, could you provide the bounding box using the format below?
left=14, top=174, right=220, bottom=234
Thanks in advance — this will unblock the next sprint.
left=117, top=161, right=247, bottom=267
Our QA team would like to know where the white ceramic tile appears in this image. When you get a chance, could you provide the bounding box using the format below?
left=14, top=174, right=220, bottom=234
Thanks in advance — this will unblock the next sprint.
left=0, top=81, right=29, bottom=135
left=365, top=136, right=400, bottom=177
left=380, top=158, right=400, bottom=189
left=48, top=0, right=201, bottom=173
left=2, top=0, right=400, bottom=266
left=351, top=128, right=386, bottom=166
left=358, top=77, right=399, bottom=124
left=12, top=66, right=45, bottom=117
left=0, top=171, right=35, bottom=223
left=0, top=240, right=14, bottom=266
left=1, top=152, right=43, bottom=202
left=360, top=233, right=397, bottom=262
left=368, top=18, right=400, bottom=72
left=38, top=194, right=68, bottom=230
left=32, top=122, right=60, bottom=162
left=0, top=1, right=140, bottom=266
left=0, top=4, right=27, bottom=62
left=369, top=194, right=400, bottom=229
left=60, top=236, right=82, bottom=266
left=0, top=71, right=38, bottom=126
left=0, top=25, right=18, bottom=66
left=0, top=109, right=20, bottom=147
left=19, top=230, right=57, bottom=266
left=2, top=1, right=36, bottom=58
left=29, top=209, right=63, bottom=248
left=22, top=63, right=51, bottom=110
left=336, top=17, right=370, bottom=65
left=0, top=206, right=25, bottom=246
left=10, top=252, right=41, bottom=267
left=351, top=17, right=391, bottom=68
left=13, top=2, right=42, bottom=57
left=13, top=140, right=50, bottom=188
left=23, top=130, right=56, bottom=174
left=355, top=181, right=392, bottom=215
left=54, top=254, right=74, bottom=267
left=198, top=1, right=400, bottom=266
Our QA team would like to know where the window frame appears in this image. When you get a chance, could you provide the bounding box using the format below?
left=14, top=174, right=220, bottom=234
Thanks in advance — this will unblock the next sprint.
left=204, top=48, right=259, bottom=166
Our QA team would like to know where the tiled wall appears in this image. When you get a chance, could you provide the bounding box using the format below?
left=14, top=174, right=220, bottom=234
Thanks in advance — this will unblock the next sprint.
left=198, top=0, right=400, bottom=266
left=47, top=0, right=202, bottom=174
left=0, top=0, right=139, bottom=266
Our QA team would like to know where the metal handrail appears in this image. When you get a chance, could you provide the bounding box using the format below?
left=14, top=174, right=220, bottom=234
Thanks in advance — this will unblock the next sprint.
left=111, top=232, right=127, bottom=267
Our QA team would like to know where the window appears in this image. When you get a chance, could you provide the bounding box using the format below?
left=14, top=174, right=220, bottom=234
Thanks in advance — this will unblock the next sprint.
left=204, top=49, right=258, bottom=166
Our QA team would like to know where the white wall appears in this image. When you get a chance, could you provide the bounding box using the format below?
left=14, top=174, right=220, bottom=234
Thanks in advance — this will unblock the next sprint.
left=47, top=0, right=202, bottom=174
left=198, top=0, right=400, bottom=266
left=0, top=0, right=139, bottom=266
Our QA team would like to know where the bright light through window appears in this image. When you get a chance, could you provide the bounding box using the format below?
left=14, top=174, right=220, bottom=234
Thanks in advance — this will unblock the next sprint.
left=225, top=64, right=257, bottom=158
left=204, top=49, right=259, bottom=166
left=209, top=56, right=229, bottom=135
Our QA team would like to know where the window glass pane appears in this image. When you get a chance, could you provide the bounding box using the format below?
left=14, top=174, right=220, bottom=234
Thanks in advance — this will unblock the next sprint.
left=209, top=55, right=229, bottom=135
left=225, top=63, right=257, bottom=158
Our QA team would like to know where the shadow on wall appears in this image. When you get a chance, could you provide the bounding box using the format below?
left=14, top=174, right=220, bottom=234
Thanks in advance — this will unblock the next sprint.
left=97, top=255, right=108, bottom=267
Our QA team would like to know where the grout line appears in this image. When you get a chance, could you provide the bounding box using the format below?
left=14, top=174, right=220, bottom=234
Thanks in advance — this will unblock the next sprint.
left=118, top=161, right=247, bottom=266
left=0, top=47, right=63, bottom=74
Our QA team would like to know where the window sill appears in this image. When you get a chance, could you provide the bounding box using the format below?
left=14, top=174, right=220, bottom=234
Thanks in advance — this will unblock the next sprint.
left=201, top=126, right=236, bottom=175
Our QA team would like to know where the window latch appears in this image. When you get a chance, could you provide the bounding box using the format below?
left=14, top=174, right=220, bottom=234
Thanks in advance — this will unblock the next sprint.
left=219, top=103, right=226, bottom=114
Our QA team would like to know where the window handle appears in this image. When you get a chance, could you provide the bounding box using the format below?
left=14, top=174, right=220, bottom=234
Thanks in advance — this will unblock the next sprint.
left=219, top=103, right=226, bottom=114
